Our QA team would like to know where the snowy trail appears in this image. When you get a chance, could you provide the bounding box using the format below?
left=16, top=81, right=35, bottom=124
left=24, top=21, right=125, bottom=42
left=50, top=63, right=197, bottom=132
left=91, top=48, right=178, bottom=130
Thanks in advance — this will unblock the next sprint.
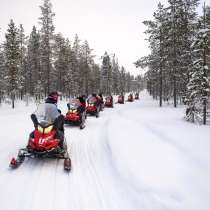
left=0, top=91, right=210, bottom=210
left=64, top=113, right=140, bottom=210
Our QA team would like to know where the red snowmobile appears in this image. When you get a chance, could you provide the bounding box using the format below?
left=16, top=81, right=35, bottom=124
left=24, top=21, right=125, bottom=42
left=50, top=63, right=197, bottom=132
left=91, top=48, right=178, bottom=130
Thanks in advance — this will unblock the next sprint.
left=105, top=96, right=114, bottom=108
left=86, top=96, right=100, bottom=118
left=127, top=94, right=134, bottom=102
left=117, top=95, right=124, bottom=104
left=10, top=104, right=71, bottom=171
left=65, top=98, right=86, bottom=129
left=135, top=93, right=139, bottom=100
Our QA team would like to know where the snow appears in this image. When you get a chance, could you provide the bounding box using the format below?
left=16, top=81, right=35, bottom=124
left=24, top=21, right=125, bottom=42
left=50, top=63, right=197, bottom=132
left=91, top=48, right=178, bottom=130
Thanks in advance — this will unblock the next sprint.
left=199, top=29, right=210, bottom=34
left=0, top=90, right=210, bottom=210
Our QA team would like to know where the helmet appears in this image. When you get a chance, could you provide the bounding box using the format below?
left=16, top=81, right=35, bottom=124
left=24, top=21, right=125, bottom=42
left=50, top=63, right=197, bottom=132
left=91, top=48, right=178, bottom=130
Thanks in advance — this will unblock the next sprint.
left=46, top=91, right=59, bottom=104
left=99, top=93, right=103, bottom=97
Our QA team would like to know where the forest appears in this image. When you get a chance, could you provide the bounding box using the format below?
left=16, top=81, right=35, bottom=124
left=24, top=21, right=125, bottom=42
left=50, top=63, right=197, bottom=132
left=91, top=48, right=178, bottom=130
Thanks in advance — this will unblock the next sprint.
left=136, top=0, right=210, bottom=124
left=0, top=0, right=143, bottom=108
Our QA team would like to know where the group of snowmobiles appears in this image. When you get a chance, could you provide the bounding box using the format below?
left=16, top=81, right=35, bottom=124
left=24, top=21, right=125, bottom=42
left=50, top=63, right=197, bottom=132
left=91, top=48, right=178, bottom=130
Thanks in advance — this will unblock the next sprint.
left=9, top=92, right=139, bottom=172
left=116, top=92, right=139, bottom=103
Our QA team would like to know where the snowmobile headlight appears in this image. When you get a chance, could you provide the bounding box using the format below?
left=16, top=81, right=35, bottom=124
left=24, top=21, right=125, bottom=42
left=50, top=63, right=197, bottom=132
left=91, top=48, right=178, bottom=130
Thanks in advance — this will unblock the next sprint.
left=44, top=125, right=53, bottom=134
left=89, top=103, right=94, bottom=106
left=38, top=125, right=44, bottom=133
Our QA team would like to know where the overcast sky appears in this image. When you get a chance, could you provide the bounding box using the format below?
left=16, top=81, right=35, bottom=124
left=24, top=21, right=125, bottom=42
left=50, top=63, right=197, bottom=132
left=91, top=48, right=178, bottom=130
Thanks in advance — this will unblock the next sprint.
left=0, top=0, right=204, bottom=76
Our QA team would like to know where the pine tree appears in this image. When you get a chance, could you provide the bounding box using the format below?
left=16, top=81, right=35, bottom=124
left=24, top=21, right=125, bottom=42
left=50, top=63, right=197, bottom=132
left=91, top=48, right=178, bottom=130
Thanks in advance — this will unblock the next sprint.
left=4, top=20, right=20, bottom=108
left=101, top=52, right=112, bottom=95
left=80, top=40, right=93, bottom=95
left=179, top=0, right=199, bottom=94
left=136, top=0, right=200, bottom=108
left=186, top=3, right=210, bottom=124
left=119, top=66, right=126, bottom=95
left=39, top=0, right=55, bottom=95
left=0, top=46, right=6, bottom=103
left=71, top=34, right=81, bottom=95
left=91, top=64, right=101, bottom=94
left=18, top=24, right=27, bottom=99
left=27, top=26, right=43, bottom=98
left=112, top=58, right=120, bottom=94
left=54, top=33, right=67, bottom=94
left=136, top=3, right=169, bottom=105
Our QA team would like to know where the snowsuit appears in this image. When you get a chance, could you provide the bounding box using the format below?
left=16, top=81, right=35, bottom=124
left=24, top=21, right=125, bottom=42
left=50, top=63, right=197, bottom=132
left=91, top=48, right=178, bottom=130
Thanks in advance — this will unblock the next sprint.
left=77, top=97, right=86, bottom=127
left=77, top=96, right=86, bottom=113
left=98, top=94, right=104, bottom=104
left=128, top=94, right=133, bottom=101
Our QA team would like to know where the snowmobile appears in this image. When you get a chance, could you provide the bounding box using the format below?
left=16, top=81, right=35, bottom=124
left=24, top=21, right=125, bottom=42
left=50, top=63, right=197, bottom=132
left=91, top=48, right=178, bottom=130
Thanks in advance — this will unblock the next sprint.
left=135, top=93, right=139, bottom=100
left=117, top=95, right=124, bottom=104
left=10, top=104, right=71, bottom=171
left=105, top=96, right=114, bottom=108
left=127, top=94, right=134, bottom=102
left=65, top=98, right=86, bottom=129
left=86, top=96, right=100, bottom=118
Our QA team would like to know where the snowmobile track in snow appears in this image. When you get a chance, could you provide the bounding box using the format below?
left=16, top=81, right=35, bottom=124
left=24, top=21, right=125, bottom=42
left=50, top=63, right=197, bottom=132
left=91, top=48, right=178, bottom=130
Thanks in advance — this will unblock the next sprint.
left=1, top=93, right=210, bottom=210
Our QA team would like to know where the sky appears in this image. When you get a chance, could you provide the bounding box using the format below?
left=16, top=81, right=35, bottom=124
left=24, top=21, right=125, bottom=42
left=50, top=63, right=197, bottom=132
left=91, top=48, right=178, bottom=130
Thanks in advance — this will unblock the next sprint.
left=0, top=0, right=204, bottom=76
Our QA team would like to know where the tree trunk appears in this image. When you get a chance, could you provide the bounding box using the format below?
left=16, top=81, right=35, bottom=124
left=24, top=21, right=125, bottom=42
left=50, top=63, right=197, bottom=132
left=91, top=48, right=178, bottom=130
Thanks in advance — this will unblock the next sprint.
left=173, top=76, right=177, bottom=108
left=12, top=93, right=15, bottom=109
left=203, top=100, right=206, bottom=125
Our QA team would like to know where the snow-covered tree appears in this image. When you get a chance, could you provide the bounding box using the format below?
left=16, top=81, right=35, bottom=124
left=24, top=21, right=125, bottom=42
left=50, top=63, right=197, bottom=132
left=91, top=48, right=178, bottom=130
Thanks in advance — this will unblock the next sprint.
left=4, top=19, right=20, bottom=108
left=136, top=3, right=169, bottom=105
left=136, top=0, right=199, bottom=107
left=27, top=26, right=43, bottom=98
left=112, top=57, right=120, bottom=95
left=18, top=24, right=27, bottom=99
left=90, top=64, right=101, bottom=94
left=119, top=66, right=126, bottom=95
left=54, top=33, right=67, bottom=94
left=101, top=52, right=112, bottom=95
left=71, top=34, right=81, bottom=95
left=39, top=0, right=55, bottom=95
left=80, top=40, right=93, bottom=95
left=0, top=46, right=6, bottom=103
left=186, top=3, right=210, bottom=124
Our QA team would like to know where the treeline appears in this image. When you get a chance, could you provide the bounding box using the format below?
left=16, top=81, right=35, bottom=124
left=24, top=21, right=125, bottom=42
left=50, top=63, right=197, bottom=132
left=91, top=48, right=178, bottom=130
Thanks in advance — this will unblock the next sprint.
left=136, top=0, right=210, bottom=124
left=0, top=0, right=143, bottom=107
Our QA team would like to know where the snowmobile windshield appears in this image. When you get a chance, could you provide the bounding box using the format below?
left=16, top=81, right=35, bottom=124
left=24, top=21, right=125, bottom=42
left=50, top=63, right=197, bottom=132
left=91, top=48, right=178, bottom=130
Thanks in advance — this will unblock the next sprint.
left=106, top=96, right=112, bottom=102
left=88, top=97, right=97, bottom=104
left=34, top=103, right=60, bottom=126
left=69, top=99, right=81, bottom=109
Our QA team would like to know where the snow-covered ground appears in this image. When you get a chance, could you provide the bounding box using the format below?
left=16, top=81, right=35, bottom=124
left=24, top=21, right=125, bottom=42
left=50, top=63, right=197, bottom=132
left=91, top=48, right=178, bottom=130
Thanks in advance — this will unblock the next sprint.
left=0, top=90, right=209, bottom=210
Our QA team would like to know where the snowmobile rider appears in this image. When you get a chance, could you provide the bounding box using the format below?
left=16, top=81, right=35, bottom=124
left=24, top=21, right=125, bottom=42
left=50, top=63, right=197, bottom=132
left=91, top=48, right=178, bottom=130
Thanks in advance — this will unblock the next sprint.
left=67, top=95, right=86, bottom=113
left=45, top=91, right=64, bottom=132
left=90, top=93, right=100, bottom=107
left=77, top=95, right=86, bottom=113
left=31, top=91, right=65, bottom=148
left=128, top=93, right=133, bottom=100
left=98, top=93, right=104, bottom=103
